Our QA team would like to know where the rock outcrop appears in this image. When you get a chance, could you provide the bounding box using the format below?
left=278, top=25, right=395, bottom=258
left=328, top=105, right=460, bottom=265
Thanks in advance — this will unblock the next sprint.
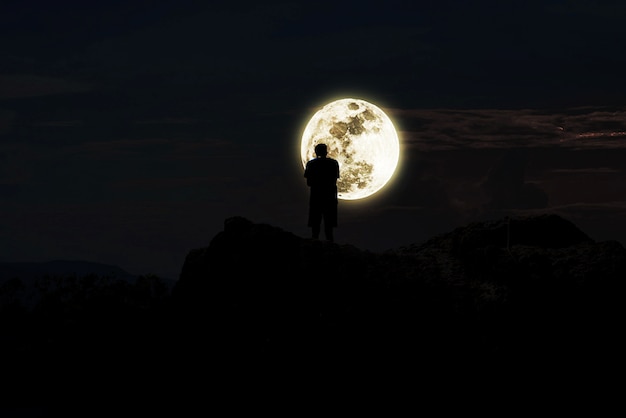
left=172, top=214, right=625, bottom=376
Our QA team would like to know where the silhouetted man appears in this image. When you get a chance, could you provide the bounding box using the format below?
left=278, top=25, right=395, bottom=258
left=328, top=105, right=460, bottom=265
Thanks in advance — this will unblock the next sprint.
left=304, top=143, right=340, bottom=242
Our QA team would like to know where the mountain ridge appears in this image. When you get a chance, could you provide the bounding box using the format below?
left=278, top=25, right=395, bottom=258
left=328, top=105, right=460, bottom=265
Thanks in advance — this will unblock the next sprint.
left=171, top=212, right=625, bottom=377
left=2, top=212, right=623, bottom=405
left=0, top=259, right=176, bottom=285
left=0, top=259, right=137, bottom=281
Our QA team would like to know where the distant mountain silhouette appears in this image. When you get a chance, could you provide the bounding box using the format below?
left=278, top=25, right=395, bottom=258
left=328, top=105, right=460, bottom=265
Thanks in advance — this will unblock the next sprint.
left=172, top=213, right=625, bottom=383
left=0, top=260, right=137, bottom=282
left=0, top=260, right=145, bottom=309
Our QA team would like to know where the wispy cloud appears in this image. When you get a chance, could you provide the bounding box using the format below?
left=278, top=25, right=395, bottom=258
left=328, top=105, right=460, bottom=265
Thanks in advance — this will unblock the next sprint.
left=134, top=118, right=197, bottom=125
left=0, top=75, right=91, bottom=99
left=552, top=167, right=621, bottom=174
left=392, top=106, right=626, bottom=151
left=73, top=137, right=246, bottom=160
left=34, top=120, right=83, bottom=127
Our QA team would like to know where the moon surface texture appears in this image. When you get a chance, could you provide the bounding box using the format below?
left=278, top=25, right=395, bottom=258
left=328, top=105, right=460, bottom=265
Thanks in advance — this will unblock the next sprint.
left=301, top=98, right=400, bottom=200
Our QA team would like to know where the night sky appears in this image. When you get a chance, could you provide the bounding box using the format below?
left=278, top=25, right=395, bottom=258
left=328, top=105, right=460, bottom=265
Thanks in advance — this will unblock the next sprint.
left=2, top=0, right=626, bottom=279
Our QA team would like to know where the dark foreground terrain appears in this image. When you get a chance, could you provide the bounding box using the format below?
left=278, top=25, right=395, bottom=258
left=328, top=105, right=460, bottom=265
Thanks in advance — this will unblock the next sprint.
left=2, top=213, right=623, bottom=413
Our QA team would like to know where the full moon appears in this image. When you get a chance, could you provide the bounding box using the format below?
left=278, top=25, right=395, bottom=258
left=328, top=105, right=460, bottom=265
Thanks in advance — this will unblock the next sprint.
left=301, top=98, right=400, bottom=200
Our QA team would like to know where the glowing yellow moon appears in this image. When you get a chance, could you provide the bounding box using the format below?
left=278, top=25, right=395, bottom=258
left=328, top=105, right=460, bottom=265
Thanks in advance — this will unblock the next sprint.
left=301, top=98, right=400, bottom=200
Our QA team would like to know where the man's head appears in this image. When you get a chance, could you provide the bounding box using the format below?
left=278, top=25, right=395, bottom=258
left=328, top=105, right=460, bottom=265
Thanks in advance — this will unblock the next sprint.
left=314, top=143, right=328, bottom=157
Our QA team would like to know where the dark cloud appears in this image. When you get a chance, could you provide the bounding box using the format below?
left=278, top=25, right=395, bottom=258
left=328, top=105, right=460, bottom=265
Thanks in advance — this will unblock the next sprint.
left=0, top=75, right=91, bottom=99
left=393, top=107, right=626, bottom=151
left=480, top=149, right=548, bottom=210
left=0, top=109, right=17, bottom=134
left=551, top=167, right=621, bottom=174
left=0, top=183, right=20, bottom=200
left=530, top=201, right=626, bottom=245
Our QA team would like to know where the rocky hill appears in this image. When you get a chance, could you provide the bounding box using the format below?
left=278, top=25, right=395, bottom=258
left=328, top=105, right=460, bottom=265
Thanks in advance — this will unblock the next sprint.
left=3, top=213, right=623, bottom=408
left=172, top=213, right=625, bottom=381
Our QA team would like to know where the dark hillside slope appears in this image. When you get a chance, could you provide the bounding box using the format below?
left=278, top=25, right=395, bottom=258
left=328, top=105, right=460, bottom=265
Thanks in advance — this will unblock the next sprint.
left=172, top=214, right=625, bottom=378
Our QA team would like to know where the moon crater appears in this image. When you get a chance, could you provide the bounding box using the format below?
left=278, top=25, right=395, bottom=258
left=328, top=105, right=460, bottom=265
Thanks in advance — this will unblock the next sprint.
left=301, top=98, right=400, bottom=200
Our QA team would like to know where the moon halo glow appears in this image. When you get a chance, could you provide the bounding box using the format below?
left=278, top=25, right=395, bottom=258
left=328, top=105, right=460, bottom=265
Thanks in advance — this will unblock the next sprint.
left=300, top=98, right=400, bottom=200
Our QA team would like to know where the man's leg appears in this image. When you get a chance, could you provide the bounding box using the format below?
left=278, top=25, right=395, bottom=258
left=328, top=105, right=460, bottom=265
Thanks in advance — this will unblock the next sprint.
left=312, top=224, right=320, bottom=239
left=324, top=225, right=334, bottom=242
left=323, top=206, right=336, bottom=242
left=309, top=206, right=321, bottom=239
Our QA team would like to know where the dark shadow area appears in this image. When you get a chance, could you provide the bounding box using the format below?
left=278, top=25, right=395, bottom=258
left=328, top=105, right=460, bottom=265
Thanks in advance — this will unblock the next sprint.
left=481, top=148, right=549, bottom=210
left=1, top=213, right=623, bottom=411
